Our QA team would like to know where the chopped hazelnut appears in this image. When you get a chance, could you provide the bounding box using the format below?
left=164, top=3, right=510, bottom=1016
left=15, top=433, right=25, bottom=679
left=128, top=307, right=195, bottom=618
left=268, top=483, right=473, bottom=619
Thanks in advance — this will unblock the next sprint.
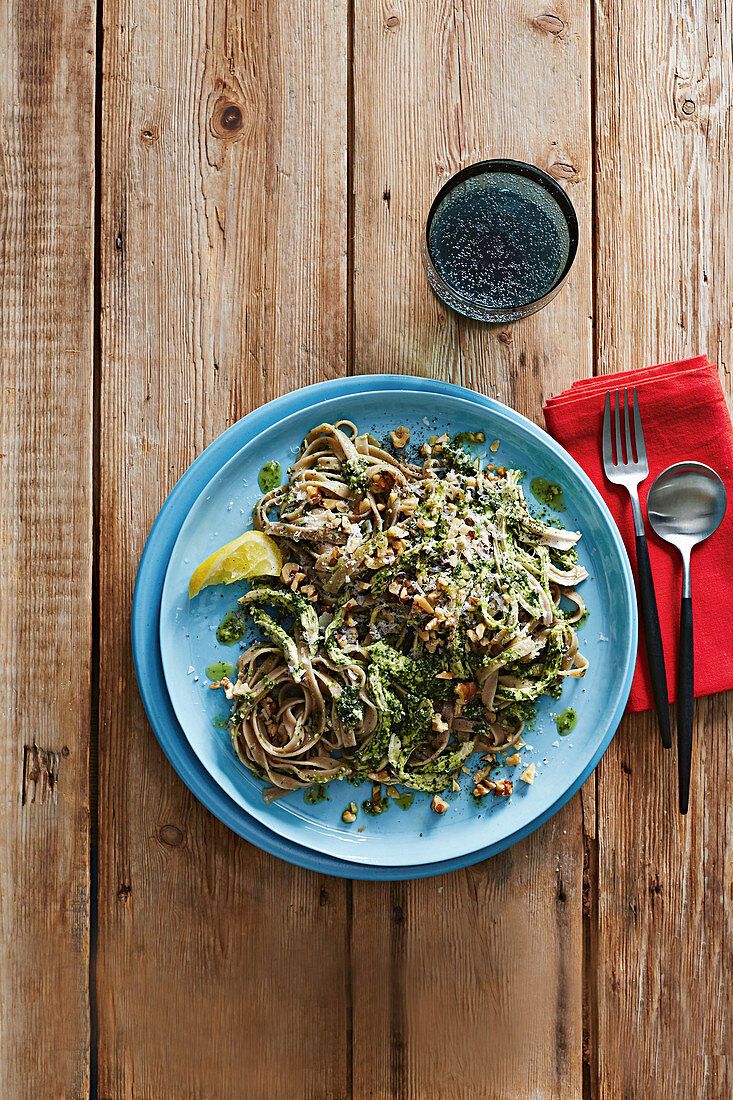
left=520, top=763, right=536, bottom=785
left=505, top=753, right=522, bottom=767
left=342, top=802, right=358, bottom=824
left=490, top=439, right=500, bottom=452
left=390, top=425, right=410, bottom=449
left=431, top=794, right=449, bottom=815
left=492, top=779, right=513, bottom=797
left=454, top=681, right=478, bottom=704
left=432, top=713, right=450, bottom=734
left=281, top=561, right=300, bottom=584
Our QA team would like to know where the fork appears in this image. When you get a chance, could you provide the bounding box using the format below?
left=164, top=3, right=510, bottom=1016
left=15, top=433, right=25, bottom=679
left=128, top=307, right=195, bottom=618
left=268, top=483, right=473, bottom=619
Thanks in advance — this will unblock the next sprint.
left=603, top=388, right=672, bottom=748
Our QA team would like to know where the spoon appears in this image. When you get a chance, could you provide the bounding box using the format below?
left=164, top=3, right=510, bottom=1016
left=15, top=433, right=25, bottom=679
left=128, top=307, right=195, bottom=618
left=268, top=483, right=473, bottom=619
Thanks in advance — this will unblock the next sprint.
left=646, top=462, right=727, bottom=813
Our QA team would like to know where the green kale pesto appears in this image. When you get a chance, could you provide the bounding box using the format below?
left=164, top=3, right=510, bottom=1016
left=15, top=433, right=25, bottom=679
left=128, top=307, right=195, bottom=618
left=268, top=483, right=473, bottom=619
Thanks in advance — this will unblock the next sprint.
left=304, top=784, right=329, bottom=805
left=554, top=707, right=577, bottom=735
left=217, top=608, right=248, bottom=645
left=439, top=441, right=476, bottom=475
left=212, top=714, right=230, bottom=729
left=206, top=661, right=235, bottom=681
left=390, top=790, right=415, bottom=810
left=362, top=796, right=390, bottom=816
left=453, top=430, right=486, bottom=446
left=335, top=685, right=365, bottom=727
left=258, top=460, right=281, bottom=493
left=530, top=477, right=565, bottom=512
left=341, top=455, right=371, bottom=492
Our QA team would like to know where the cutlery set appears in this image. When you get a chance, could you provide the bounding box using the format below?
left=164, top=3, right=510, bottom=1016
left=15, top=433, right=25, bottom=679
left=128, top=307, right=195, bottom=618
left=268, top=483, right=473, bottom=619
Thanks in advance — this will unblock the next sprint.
left=602, top=388, right=726, bottom=813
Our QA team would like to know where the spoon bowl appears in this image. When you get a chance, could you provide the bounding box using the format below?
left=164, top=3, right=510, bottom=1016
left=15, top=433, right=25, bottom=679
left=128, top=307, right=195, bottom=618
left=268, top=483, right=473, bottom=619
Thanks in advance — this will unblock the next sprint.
left=647, top=462, right=726, bottom=574
left=646, top=461, right=727, bottom=814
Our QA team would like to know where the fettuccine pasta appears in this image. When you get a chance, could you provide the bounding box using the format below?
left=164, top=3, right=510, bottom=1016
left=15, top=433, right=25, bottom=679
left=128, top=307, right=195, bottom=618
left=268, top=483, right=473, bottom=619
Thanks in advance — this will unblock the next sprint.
left=218, top=421, right=588, bottom=806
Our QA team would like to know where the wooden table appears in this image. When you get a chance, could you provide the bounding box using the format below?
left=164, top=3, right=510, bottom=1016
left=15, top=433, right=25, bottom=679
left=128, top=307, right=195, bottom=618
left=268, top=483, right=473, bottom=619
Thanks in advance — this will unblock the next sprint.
left=2, top=0, right=731, bottom=1096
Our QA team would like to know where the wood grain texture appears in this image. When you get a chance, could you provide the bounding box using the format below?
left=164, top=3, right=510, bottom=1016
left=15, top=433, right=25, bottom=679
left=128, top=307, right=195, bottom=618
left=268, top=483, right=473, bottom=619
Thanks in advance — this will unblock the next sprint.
left=594, top=1, right=733, bottom=1096
left=350, top=2, right=592, bottom=1096
left=0, top=1, right=95, bottom=1096
left=97, top=1, right=349, bottom=1096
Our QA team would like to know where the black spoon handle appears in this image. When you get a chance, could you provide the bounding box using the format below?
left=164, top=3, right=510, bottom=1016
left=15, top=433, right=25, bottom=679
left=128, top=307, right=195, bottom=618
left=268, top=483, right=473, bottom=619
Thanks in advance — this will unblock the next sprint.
left=678, top=595, right=694, bottom=814
left=635, top=533, right=672, bottom=748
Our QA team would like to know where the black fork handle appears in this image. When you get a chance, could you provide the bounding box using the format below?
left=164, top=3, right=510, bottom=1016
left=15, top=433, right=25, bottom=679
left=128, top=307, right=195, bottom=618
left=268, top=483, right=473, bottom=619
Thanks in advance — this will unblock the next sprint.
left=635, top=533, right=672, bottom=748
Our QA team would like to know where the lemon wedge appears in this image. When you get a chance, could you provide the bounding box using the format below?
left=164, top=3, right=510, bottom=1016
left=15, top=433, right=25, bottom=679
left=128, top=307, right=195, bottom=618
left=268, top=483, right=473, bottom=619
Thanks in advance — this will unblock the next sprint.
left=188, top=531, right=283, bottom=598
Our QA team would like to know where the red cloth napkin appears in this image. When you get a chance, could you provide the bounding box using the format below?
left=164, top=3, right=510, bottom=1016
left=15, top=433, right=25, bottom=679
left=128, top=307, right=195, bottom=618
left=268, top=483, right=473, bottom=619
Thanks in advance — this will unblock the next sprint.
left=543, top=356, right=733, bottom=712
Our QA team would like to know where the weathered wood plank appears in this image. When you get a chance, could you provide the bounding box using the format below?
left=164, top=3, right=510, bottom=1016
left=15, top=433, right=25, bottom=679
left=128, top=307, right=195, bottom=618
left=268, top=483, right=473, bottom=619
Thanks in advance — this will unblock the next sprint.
left=0, top=2, right=95, bottom=1096
left=351, top=2, right=592, bottom=1096
left=97, top=1, right=349, bottom=1096
left=594, top=1, right=733, bottom=1095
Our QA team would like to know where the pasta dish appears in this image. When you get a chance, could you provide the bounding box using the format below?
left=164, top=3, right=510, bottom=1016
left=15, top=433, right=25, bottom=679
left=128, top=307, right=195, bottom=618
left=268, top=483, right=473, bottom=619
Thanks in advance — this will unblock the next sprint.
left=218, top=421, right=588, bottom=810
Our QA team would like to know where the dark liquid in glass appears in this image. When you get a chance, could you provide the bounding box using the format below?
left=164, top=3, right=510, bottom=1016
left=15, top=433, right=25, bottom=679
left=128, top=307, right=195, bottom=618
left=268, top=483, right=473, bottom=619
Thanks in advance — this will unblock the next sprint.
left=427, top=171, right=571, bottom=310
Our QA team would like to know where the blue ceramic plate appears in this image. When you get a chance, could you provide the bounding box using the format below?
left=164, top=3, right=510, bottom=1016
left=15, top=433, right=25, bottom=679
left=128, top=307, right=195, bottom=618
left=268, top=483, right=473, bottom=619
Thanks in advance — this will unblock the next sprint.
left=157, top=384, right=636, bottom=867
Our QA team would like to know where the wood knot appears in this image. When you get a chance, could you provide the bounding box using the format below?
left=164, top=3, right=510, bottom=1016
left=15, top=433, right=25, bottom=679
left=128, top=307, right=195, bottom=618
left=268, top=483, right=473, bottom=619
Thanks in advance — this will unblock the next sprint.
left=385, top=13, right=400, bottom=28
left=140, top=125, right=157, bottom=145
left=547, top=159, right=579, bottom=182
left=159, top=824, right=184, bottom=847
left=212, top=98, right=245, bottom=139
left=680, top=98, right=696, bottom=116
left=532, top=12, right=565, bottom=36
left=319, top=887, right=329, bottom=907
left=117, top=884, right=132, bottom=903
left=497, top=330, right=513, bottom=346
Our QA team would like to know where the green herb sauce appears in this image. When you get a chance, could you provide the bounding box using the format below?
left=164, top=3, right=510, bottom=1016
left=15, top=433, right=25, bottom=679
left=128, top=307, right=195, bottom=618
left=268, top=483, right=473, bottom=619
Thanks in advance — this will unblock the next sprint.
left=391, top=791, right=414, bottom=811
left=304, top=784, right=328, bottom=805
left=212, top=714, right=230, bottom=729
left=530, top=477, right=565, bottom=512
left=206, top=661, right=235, bottom=681
left=362, top=796, right=390, bottom=816
left=258, top=460, right=282, bottom=493
left=217, top=609, right=248, bottom=646
left=554, top=707, right=577, bottom=735
left=453, top=430, right=486, bottom=446
left=576, top=609, right=589, bottom=628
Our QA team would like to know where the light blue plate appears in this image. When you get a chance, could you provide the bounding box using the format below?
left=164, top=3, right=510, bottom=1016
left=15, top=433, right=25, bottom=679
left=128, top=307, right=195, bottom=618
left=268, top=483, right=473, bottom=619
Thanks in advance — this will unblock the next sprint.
left=158, top=384, right=636, bottom=868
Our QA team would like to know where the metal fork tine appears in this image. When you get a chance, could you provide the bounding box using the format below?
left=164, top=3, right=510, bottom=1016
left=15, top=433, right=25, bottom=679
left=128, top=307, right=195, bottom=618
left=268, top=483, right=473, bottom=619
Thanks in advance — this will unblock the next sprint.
left=623, top=387, right=634, bottom=464
left=614, top=388, right=623, bottom=466
left=632, top=387, right=646, bottom=464
left=602, top=390, right=613, bottom=468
